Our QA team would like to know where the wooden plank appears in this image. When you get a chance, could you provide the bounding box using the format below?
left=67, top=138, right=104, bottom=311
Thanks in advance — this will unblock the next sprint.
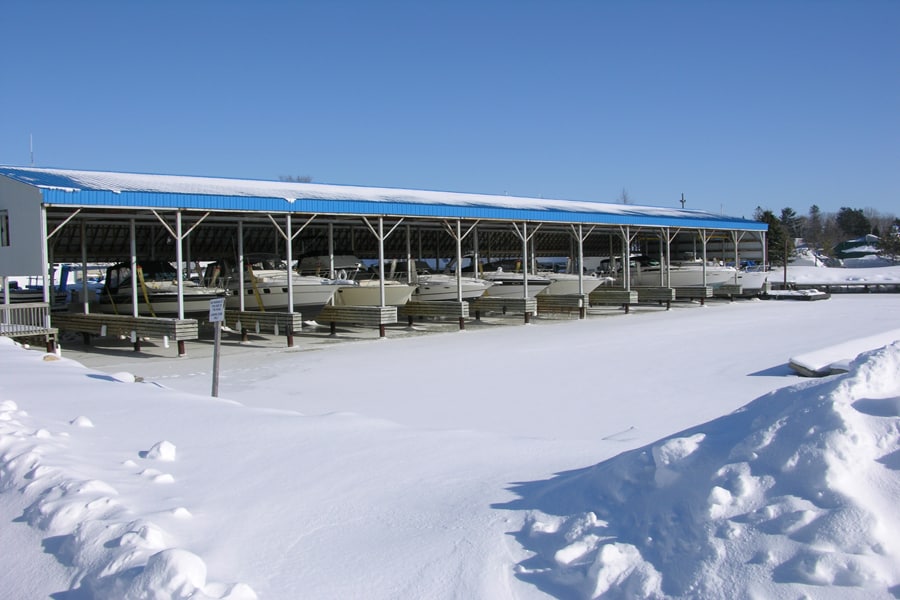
left=316, top=305, right=398, bottom=337
left=398, top=301, right=469, bottom=330
left=398, top=301, right=469, bottom=319
left=673, top=286, right=712, bottom=299
left=588, top=289, right=637, bottom=313
left=536, top=294, right=586, bottom=318
left=223, top=309, right=303, bottom=346
left=51, top=314, right=198, bottom=355
left=633, top=287, right=675, bottom=310
left=471, top=297, right=537, bottom=323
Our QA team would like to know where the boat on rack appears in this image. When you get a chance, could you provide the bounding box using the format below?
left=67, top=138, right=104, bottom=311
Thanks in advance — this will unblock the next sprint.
left=2, top=266, right=73, bottom=309
left=206, top=255, right=341, bottom=316
left=620, top=255, right=739, bottom=288
left=410, top=272, right=493, bottom=301
left=443, top=256, right=551, bottom=298
left=97, top=260, right=228, bottom=317
left=298, top=255, right=417, bottom=307
left=537, top=272, right=614, bottom=296
left=480, top=267, right=552, bottom=298
left=1, top=280, right=68, bottom=305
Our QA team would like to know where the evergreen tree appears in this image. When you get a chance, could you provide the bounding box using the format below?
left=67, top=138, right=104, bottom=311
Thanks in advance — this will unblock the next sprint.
left=757, top=209, right=794, bottom=266
left=780, top=207, right=804, bottom=240
left=877, top=220, right=900, bottom=263
left=836, top=207, right=872, bottom=237
left=807, top=205, right=824, bottom=251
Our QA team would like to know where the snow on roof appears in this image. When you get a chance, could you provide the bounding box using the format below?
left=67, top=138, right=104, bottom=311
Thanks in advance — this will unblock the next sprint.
left=0, top=165, right=755, bottom=225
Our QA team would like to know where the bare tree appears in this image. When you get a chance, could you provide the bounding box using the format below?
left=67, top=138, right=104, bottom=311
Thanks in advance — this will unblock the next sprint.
left=863, top=207, right=897, bottom=238
left=279, top=175, right=313, bottom=183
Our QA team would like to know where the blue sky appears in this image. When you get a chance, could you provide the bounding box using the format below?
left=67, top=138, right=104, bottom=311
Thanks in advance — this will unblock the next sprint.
left=2, top=1, right=897, bottom=220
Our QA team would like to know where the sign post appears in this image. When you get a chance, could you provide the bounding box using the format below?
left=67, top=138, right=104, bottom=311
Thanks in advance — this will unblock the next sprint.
left=209, top=298, right=225, bottom=397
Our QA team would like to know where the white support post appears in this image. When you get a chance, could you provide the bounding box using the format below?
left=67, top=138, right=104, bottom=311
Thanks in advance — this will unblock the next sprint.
left=80, top=220, right=89, bottom=314
left=286, top=214, right=294, bottom=313
left=238, top=220, right=246, bottom=311
left=130, top=219, right=139, bottom=317
left=378, top=217, right=386, bottom=307
left=328, top=223, right=335, bottom=278
left=455, top=220, right=463, bottom=301
left=176, top=210, right=185, bottom=320
left=521, top=222, right=528, bottom=299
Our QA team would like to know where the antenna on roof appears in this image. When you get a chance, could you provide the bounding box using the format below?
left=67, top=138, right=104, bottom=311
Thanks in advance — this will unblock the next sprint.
left=30, top=134, right=34, bottom=166
left=680, top=193, right=686, bottom=208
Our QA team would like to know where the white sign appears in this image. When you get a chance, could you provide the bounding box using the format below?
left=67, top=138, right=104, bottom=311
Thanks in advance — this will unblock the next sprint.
left=209, top=297, right=226, bottom=323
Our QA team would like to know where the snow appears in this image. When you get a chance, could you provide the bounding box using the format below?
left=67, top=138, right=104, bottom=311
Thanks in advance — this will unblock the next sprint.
left=1, top=165, right=739, bottom=221
left=2, top=293, right=900, bottom=599
left=778, top=265, right=900, bottom=287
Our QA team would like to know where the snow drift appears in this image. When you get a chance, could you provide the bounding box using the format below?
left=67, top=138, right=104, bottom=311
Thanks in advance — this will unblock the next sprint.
left=501, top=342, right=900, bottom=599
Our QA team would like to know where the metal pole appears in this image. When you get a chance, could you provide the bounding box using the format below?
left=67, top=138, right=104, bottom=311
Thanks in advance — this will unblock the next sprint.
left=662, top=229, right=669, bottom=287
left=130, top=219, right=139, bottom=317
left=473, top=228, right=480, bottom=277
left=378, top=217, right=386, bottom=307
left=406, top=224, right=413, bottom=283
left=328, top=222, right=335, bottom=278
left=176, top=211, right=185, bottom=320
left=286, top=214, right=294, bottom=313
left=238, top=220, right=246, bottom=311
left=701, top=230, right=709, bottom=286
left=211, top=320, right=221, bottom=397
left=456, top=220, right=463, bottom=302
left=80, top=220, right=89, bottom=314
left=624, top=226, right=632, bottom=291
left=577, top=223, right=584, bottom=294
left=521, top=222, right=528, bottom=298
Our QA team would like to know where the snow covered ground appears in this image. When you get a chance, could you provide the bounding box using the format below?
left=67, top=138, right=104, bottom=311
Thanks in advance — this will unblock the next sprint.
left=1, top=292, right=899, bottom=599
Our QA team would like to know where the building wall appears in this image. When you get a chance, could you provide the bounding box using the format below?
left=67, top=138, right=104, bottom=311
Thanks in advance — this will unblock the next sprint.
left=0, top=177, right=45, bottom=276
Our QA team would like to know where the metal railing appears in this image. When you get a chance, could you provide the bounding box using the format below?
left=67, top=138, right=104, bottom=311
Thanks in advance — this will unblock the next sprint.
left=0, top=302, right=53, bottom=337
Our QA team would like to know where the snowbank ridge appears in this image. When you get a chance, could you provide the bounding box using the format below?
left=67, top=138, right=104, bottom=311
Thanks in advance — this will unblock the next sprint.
left=0, top=343, right=256, bottom=600
left=507, top=342, right=900, bottom=599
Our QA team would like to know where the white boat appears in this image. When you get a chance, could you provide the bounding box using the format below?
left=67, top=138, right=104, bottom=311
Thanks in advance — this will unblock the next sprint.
left=736, top=267, right=772, bottom=292
left=0, top=282, right=68, bottom=305
left=481, top=268, right=552, bottom=298
left=97, top=261, right=228, bottom=317
left=624, top=256, right=738, bottom=288
left=411, top=273, right=493, bottom=302
left=208, top=255, right=341, bottom=315
left=537, top=272, right=614, bottom=296
left=298, top=255, right=417, bottom=307
left=330, top=278, right=416, bottom=307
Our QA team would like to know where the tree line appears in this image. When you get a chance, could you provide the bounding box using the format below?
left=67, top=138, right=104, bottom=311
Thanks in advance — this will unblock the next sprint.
left=754, top=206, right=900, bottom=265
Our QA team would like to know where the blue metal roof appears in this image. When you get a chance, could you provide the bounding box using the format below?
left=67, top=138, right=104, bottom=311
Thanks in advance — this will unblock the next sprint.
left=0, top=166, right=767, bottom=231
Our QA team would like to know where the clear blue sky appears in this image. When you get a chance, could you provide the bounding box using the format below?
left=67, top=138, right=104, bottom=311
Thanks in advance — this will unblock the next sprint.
left=2, top=1, right=897, bottom=220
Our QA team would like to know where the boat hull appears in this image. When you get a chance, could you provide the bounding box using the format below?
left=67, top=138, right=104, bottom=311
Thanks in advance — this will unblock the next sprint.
left=628, top=266, right=738, bottom=288
left=96, top=291, right=227, bottom=317
left=225, top=281, right=340, bottom=312
left=411, top=276, right=491, bottom=302
left=539, top=275, right=610, bottom=296
left=331, top=283, right=416, bottom=306
left=482, top=276, right=552, bottom=298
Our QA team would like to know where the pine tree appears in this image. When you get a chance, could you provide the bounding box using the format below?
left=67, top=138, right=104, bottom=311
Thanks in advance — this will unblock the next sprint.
left=876, top=221, right=900, bottom=263
left=757, top=209, right=794, bottom=266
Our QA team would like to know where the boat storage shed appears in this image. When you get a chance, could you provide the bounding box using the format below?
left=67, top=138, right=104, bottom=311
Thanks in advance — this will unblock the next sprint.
left=0, top=165, right=767, bottom=285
